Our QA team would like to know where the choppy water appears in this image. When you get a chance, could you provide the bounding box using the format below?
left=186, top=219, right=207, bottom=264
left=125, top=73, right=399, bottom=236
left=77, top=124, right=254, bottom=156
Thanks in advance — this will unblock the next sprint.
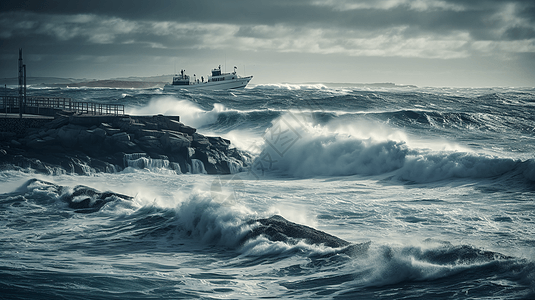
left=1, top=84, right=534, bottom=299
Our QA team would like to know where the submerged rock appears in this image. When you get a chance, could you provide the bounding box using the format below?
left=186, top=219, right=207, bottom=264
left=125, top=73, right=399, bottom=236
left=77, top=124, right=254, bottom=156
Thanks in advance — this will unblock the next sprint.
left=63, top=185, right=133, bottom=213
left=19, top=179, right=132, bottom=213
left=242, top=215, right=371, bottom=255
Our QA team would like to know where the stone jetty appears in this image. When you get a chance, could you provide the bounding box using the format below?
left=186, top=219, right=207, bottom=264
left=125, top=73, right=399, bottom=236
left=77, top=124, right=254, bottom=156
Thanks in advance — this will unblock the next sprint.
left=0, top=113, right=250, bottom=175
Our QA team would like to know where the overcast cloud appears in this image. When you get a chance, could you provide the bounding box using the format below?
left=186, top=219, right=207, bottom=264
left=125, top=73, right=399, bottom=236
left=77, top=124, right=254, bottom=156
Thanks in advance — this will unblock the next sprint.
left=1, top=0, right=534, bottom=86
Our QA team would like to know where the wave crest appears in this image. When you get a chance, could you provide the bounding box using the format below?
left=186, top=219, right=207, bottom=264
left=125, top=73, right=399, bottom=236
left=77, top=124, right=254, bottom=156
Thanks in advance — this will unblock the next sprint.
left=252, top=83, right=328, bottom=90
left=252, top=114, right=534, bottom=182
left=126, top=96, right=225, bottom=128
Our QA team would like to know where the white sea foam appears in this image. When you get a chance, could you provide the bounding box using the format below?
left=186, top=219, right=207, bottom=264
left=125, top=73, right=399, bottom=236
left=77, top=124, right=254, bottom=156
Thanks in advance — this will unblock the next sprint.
left=165, top=187, right=254, bottom=247
left=252, top=83, right=328, bottom=90
left=399, top=151, right=521, bottom=182
left=123, top=153, right=182, bottom=175
left=125, top=96, right=226, bottom=128
left=347, top=244, right=472, bottom=288
left=253, top=113, right=532, bottom=182
left=1, top=85, right=533, bottom=299
left=189, top=159, right=207, bottom=174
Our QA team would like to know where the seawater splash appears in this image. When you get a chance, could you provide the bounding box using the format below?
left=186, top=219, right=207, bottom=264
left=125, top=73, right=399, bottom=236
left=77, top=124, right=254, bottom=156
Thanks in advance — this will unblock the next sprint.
left=170, top=189, right=253, bottom=247
left=125, top=96, right=227, bottom=128
left=400, top=151, right=526, bottom=182
left=338, top=241, right=533, bottom=295
left=252, top=112, right=535, bottom=182
left=6, top=178, right=364, bottom=253
left=252, top=83, right=328, bottom=90
left=123, top=153, right=182, bottom=174
left=1, top=85, right=534, bottom=299
left=189, top=159, right=207, bottom=174
left=123, top=153, right=213, bottom=175
left=227, top=160, right=243, bottom=174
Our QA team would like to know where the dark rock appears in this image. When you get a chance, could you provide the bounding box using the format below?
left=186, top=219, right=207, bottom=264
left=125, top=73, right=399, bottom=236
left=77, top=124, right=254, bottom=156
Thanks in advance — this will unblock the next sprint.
left=115, top=140, right=142, bottom=153
left=127, top=122, right=146, bottom=132
left=0, top=132, right=16, bottom=141
left=137, top=137, right=164, bottom=153
left=207, top=136, right=231, bottom=151
left=57, top=124, right=84, bottom=147
left=63, top=184, right=132, bottom=213
left=102, top=127, right=121, bottom=136
left=143, top=122, right=159, bottom=130
left=18, top=179, right=133, bottom=213
left=167, top=119, right=196, bottom=135
left=191, top=133, right=210, bottom=149
left=26, top=137, right=56, bottom=149
left=111, top=132, right=130, bottom=142
left=243, top=215, right=351, bottom=248
left=161, top=131, right=190, bottom=152
left=135, top=129, right=165, bottom=139
left=1, top=114, right=249, bottom=175
left=87, top=127, right=106, bottom=138
left=46, top=116, right=69, bottom=129
left=192, top=148, right=230, bottom=174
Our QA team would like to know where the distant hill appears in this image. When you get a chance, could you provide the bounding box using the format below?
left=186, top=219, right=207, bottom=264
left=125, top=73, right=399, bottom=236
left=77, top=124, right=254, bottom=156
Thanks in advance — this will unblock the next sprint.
left=48, top=80, right=167, bottom=88
left=1, top=77, right=92, bottom=86
left=1, top=75, right=173, bottom=88
left=111, top=75, right=174, bottom=82
left=2, top=76, right=415, bottom=89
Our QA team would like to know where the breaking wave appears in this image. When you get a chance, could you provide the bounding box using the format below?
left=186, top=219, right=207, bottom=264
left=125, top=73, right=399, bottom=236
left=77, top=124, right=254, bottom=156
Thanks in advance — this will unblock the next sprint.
left=253, top=114, right=535, bottom=182
left=252, top=83, right=328, bottom=90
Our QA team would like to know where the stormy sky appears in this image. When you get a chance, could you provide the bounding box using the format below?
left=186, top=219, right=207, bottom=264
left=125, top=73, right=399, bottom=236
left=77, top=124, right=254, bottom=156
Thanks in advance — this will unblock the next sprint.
left=1, top=0, right=534, bottom=86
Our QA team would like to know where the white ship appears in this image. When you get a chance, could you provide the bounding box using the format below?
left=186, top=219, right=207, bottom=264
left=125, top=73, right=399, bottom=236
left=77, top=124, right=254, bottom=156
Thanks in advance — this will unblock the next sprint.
left=163, top=66, right=253, bottom=90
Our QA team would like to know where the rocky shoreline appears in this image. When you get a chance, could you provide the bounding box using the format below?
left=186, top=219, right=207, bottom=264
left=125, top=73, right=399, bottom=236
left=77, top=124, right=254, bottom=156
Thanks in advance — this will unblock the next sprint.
left=0, top=113, right=250, bottom=175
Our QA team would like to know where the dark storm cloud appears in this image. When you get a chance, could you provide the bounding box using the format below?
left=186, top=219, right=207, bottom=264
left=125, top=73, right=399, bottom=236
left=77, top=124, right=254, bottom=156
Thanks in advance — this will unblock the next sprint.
left=1, top=1, right=318, bottom=25
left=2, top=0, right=534, bottom=40
left=503, top=25, right=535, bottom=40
left=1, top=0, right=534, bottom=84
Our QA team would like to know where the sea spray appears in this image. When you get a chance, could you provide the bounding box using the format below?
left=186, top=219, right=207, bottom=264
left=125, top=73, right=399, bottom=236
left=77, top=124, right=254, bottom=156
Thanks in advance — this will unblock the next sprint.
left=123, top=153, right=182, bottom=174
left=189, top=159, right=207, bottom=174
left=2, top=85, right=534, bottom=299
left=126, top=97, right=225, bottom=128
left=251, top=112, right=535, bottom=182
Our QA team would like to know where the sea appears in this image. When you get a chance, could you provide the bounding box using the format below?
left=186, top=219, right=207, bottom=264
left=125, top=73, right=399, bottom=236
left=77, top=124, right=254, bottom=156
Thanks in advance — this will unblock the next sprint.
left=1, top=83, right=534, bottom=299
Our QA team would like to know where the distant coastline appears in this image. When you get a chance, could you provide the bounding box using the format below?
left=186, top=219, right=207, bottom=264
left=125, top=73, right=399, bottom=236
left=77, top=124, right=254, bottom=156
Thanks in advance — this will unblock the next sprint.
left=47, top=80, right=167, bottom=89
left=1, top=75, right=172, bottom=89
left=1, top=76, right=414, bottom=89
left=303, top=82, right=418, bottom=88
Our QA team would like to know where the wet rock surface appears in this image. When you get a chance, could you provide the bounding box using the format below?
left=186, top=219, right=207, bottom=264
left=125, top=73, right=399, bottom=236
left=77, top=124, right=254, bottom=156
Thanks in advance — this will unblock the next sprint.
left=0, top=114, right=250, bottom=175
left=18, top=179, right=133, bottom=213
left=244, top=215, right=351, bottom=248
left=242, top=215, right=371, bottom=256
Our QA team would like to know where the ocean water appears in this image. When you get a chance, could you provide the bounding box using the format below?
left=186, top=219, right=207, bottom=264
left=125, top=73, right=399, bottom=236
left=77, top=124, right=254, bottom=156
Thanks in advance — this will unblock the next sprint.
left=1, top=84, right=534, bottom=299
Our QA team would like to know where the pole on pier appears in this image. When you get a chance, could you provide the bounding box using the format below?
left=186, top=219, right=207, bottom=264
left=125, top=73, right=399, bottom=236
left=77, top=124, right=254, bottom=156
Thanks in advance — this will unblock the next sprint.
left=4, top=84, right=6, bottom=116
left=23, top=64, right=26, bottom=115
left=18, top=48, right=23, bottom=118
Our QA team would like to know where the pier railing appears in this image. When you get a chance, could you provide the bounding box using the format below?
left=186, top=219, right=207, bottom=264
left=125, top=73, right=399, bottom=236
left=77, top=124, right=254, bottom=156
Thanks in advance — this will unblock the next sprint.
left=0, top=96, right=124, bottom=116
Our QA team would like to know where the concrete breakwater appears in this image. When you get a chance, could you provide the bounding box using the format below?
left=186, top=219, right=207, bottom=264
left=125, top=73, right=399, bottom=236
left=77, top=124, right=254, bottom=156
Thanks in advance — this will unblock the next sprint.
left=0, top=114, right=54, bottom=137
left=0, top=113, right=250, bottom=175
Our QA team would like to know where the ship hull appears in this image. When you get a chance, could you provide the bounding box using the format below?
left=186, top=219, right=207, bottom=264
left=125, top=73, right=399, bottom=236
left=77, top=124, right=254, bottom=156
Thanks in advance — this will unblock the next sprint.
left=163, top=76, right=252, bottom=91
